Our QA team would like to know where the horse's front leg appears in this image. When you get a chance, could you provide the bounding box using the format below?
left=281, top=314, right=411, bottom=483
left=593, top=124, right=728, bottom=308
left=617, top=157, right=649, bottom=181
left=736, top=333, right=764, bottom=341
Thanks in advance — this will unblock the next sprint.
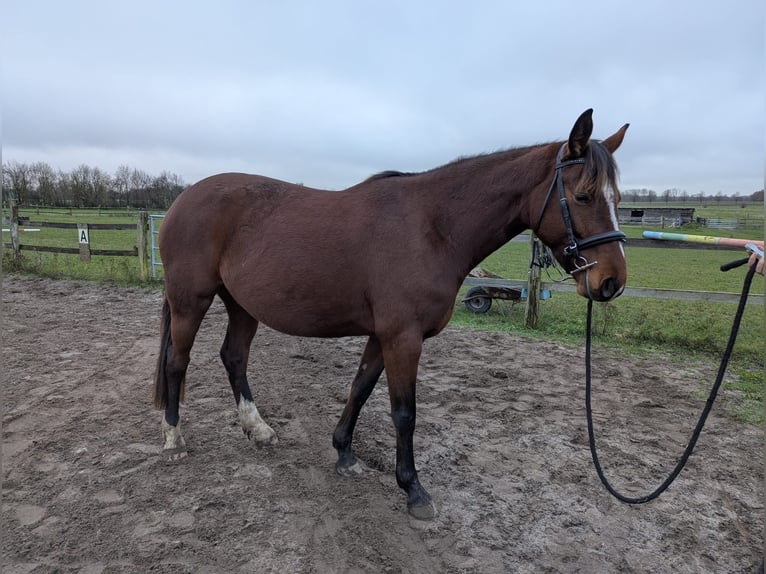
left=382, top=332, right=436, bottom=520
left=333, top=336, right=384, bottom=476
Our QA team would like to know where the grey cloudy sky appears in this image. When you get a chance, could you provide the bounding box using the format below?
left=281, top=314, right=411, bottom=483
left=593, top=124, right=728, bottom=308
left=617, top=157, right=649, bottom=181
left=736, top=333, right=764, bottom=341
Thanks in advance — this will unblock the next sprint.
left=2, top=1, right=764, bottom=195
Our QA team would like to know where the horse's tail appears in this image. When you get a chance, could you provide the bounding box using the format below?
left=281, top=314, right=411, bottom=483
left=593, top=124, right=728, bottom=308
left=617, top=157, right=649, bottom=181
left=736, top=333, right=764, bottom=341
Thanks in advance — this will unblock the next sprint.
left=153, top=297, right=179, bottom=409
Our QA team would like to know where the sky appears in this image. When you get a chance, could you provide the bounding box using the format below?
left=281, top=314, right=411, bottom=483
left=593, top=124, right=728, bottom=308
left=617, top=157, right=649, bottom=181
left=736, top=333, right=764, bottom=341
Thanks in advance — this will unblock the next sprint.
left=2, top=1, right=764, bottom=195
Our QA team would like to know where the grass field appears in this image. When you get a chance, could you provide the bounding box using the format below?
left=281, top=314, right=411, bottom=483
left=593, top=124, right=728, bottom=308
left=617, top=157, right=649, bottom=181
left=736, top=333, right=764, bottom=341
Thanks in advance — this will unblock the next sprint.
left=3, top=204, right=764, bottom=423
left=2, top=207, right=148, bottom=282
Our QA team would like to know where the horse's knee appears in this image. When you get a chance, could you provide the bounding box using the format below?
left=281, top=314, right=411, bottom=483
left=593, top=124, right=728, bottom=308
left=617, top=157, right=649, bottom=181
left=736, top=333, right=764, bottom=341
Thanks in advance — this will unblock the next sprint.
left=390, top=405, right=415, bottom=433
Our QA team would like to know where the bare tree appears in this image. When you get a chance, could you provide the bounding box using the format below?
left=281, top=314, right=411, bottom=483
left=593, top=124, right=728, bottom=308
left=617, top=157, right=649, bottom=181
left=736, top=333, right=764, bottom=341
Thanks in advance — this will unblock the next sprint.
left=30, top=162, right=58, bottom=205
left=113, top=165, right=132, bottom=207
left=2, top=161, right=32, bottom=204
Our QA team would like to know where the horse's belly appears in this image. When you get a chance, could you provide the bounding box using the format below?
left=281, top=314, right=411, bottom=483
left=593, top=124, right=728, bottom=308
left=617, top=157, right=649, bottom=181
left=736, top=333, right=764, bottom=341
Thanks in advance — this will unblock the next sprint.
left=256, top=298, right=372, bottom=338
left=224, top=270, right=374, bottom=338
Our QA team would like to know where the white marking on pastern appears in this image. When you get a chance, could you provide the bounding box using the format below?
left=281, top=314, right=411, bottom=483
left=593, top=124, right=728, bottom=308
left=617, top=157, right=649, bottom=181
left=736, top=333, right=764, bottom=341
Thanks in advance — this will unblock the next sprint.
left=162, top=418, right=187, bottom=459
left=238, top=398, right=278, bottom=446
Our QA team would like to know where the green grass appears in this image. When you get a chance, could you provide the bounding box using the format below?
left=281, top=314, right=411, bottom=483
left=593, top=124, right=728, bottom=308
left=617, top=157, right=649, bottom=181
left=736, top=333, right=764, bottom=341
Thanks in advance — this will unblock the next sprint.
left=3, top=250, right=143, bottom=285
left=454, top=239, right=764, bottom=424
left=2, top=207, right=153, bottom=284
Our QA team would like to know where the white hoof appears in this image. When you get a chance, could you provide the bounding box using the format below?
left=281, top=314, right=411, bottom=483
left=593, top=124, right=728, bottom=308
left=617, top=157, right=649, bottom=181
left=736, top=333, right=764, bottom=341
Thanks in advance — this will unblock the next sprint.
left=238, top=399, right=278, bottom=446
left=162, top=418, right=187, bottom=460
left=336, top=459, right=369, bottom=478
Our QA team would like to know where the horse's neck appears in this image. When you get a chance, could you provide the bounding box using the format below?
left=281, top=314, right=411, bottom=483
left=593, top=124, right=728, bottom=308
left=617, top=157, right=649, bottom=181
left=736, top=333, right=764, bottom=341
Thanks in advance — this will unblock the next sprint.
left=425, top=145, right=554, bottom=277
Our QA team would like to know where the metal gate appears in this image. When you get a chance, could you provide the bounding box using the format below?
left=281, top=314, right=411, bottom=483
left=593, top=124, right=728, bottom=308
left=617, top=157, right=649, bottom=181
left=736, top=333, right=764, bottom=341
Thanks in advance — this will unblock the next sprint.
left=149, top=214, right=165, bottom=279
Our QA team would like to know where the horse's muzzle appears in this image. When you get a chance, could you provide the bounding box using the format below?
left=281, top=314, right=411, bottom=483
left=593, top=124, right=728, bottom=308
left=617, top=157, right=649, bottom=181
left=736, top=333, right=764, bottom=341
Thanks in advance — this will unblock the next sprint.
left=597, top=276, right=623, bottom=301
left=577, top=273, right=625, bottom=302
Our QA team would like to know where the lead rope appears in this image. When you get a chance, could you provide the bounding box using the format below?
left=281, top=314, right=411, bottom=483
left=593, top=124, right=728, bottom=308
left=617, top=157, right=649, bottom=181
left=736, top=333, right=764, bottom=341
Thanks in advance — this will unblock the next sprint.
left=585, top=261, right=758, bottom=504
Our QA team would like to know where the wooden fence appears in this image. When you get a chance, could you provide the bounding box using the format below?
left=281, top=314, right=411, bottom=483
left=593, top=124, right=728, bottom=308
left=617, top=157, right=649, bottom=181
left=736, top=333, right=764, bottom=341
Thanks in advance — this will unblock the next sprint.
left=3, top=204, right=151, bottom=281
left=465, top=234, right=762, bottom=330
left=3, top=206, right=762, bottom=307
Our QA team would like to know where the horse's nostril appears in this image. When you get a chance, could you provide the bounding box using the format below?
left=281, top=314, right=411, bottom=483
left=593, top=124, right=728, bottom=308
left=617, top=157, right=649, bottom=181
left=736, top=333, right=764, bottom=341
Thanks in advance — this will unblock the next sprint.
left=600, top=277, right=618, bottom=300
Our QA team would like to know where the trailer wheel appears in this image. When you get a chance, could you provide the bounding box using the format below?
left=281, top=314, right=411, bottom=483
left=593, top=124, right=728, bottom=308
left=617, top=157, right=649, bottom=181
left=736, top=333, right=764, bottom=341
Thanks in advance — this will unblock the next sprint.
left=464, top=287, right=492, bottom=313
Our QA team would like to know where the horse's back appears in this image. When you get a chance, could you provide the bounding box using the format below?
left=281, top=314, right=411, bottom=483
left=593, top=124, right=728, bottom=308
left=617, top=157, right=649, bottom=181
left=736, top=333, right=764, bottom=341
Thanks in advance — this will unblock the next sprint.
left=160, top=173, right=380, bottom=335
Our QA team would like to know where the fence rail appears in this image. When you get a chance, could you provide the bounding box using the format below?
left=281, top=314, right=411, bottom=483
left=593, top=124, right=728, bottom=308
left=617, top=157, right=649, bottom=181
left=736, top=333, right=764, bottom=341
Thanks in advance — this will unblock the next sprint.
left=2, top=243, right=138, bottom=257
left=3, top=205, right=761, bottom=303
left=3, top=203, right=152, bottom=280
left=463, top=277, right=763, bottom=306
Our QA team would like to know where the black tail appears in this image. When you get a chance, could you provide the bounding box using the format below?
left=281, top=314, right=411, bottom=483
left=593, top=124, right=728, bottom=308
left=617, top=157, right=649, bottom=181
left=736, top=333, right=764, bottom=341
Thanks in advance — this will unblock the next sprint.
left=153, top=297, right=173, bottom=409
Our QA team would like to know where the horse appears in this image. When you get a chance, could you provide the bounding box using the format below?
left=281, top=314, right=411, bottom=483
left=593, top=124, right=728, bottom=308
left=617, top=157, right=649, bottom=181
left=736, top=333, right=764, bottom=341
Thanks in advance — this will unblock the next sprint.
left=154, top=108, right=629, bottom=519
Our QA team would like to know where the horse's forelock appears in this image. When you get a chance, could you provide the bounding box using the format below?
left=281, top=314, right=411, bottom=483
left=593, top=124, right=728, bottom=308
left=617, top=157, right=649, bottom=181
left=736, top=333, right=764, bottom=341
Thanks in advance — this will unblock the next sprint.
left=576, top=141, right=620, bottom=201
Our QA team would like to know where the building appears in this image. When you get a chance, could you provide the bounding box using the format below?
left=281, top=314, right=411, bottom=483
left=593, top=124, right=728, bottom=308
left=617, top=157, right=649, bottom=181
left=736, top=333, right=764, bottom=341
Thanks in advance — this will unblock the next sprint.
left=618, top=207, right=695, bottom=227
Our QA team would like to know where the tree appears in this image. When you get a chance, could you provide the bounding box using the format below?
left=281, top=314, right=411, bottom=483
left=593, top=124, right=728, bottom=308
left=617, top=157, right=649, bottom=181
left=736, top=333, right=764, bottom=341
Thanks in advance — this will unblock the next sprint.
left=3, top=159, right=186, bottom=208
left=714, top=191, right=724, bottom=205
left=2, top=161, right=32, bottom=204
left=129, top=168, right=152, bottom=207
left=69, top=165, right=112, bottom=207
left=56, top=170, right=73, bottom=206
left=113, top=165, right=132, bottom=207
left=30, top=162, right=58, bottom=205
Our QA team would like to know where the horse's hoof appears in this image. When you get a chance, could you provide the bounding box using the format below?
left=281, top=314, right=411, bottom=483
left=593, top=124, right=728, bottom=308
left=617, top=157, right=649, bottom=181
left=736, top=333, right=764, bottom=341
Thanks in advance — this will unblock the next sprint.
left=407, top=500, right=437, bottom=520
left=244, top=424, right=278, bottom=447
left=335, top=459, right=369, bottom=478
left=162, top=420, right=186, bottom=459
left=164, top=447, right=188, bottom=462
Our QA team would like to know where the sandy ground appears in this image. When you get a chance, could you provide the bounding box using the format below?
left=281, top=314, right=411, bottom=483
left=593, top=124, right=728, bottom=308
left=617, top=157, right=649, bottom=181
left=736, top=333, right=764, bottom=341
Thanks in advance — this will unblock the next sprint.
left=2, top=275, right=763, bottom=573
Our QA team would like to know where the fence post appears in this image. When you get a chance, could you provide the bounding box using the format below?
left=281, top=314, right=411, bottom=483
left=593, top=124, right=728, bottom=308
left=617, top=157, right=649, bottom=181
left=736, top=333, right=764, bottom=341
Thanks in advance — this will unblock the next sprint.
left=525, top=233, right=541, bottom=328
left=137, top=210, right=149, bottom=282
left=77, top=223, right=91, bottom=261
left=10, top=200, right=19, bottom=261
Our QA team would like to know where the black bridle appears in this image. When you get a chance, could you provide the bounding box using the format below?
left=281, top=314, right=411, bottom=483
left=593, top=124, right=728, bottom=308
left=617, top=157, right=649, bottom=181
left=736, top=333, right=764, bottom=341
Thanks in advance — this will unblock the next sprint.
left=533, top=143, right=626, bottom=274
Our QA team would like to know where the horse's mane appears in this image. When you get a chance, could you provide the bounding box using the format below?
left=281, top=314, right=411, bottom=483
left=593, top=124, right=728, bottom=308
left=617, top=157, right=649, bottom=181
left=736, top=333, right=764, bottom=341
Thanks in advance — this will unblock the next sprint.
left=365, top=141, right=620, bottom=200
left=364, top=146, right=535, bottom=183
left=365, top=170, right=416, bottom=181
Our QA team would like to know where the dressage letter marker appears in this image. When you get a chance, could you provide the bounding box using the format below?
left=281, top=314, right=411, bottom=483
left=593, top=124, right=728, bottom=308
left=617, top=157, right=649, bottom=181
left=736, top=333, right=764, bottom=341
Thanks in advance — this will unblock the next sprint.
left=78, top=224, right=91, bottom=261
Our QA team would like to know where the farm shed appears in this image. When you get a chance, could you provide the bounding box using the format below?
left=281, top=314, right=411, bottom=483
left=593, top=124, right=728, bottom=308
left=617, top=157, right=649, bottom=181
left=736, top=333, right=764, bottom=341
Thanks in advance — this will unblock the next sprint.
left=618, top=207, right=695, bottom=226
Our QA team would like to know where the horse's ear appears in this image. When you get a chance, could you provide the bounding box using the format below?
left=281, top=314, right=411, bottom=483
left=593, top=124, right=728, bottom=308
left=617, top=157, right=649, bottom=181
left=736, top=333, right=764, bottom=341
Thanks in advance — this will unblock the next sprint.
left=602, top=123, right=630, bottom=154
left=566, top=109, right=594, bottom=159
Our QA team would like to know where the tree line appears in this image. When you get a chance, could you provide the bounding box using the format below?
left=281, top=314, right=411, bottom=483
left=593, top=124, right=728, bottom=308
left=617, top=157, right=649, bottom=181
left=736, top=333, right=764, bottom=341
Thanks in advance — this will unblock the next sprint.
left=622, top=187, right=763, bottom=205
left=3, top=160, right=763, bottom=209
left=2, top=161, right=187, bottom=209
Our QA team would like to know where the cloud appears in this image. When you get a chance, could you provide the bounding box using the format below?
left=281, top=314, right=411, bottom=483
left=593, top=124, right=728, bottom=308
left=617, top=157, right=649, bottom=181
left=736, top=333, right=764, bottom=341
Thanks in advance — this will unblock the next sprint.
left=2, top=0, right=764, bottom=193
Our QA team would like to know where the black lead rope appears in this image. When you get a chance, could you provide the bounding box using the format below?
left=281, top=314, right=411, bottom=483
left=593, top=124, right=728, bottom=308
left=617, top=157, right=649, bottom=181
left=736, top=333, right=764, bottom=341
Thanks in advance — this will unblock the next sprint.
left=585, top=261, right=758, bottom=504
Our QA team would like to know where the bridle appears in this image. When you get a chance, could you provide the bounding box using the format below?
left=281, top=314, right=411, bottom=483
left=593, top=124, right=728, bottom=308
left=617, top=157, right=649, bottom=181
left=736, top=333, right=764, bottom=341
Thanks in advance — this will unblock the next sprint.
left=533, top=143, right=626, bottom=275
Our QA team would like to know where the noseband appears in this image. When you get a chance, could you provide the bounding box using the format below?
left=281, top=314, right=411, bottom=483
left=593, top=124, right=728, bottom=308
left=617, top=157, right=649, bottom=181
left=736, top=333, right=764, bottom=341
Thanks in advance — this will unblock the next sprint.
left=533, top=144, right=626, bottom=274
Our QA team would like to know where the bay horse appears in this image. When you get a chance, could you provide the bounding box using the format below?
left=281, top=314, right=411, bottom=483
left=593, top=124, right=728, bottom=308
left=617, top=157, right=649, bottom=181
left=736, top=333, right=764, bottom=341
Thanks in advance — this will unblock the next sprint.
left=154, top=109, right=629, bottom=519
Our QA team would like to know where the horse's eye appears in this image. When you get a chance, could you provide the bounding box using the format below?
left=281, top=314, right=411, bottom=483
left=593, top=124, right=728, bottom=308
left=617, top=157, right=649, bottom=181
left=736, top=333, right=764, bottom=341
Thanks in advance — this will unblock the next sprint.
left=574, top=194, right=592, bottom=204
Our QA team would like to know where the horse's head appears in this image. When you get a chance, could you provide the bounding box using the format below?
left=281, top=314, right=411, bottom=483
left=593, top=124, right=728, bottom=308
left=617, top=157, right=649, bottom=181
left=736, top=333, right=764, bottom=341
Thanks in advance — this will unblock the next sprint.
left=533, top=109, right=629, bottom=302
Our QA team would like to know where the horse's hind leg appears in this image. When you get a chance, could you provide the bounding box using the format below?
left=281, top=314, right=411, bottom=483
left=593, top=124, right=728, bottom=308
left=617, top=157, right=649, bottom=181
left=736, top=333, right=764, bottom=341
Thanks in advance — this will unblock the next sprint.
left=333, top=335, right=384, bottom=476
left=159, top=295, right=214, bottom=459
left=218, top=288, right=277, bottom=446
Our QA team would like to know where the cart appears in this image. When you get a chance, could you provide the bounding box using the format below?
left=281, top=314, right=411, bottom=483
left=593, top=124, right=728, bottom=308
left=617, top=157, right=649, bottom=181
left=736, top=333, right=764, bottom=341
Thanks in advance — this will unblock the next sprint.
left=461, top=266, right=552, bottom=314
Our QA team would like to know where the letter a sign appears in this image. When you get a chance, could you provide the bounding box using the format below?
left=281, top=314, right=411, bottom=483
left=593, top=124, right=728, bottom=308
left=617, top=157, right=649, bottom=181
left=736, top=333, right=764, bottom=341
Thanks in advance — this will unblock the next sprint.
left=77, top=224, right=90, bottom=244
left=77, top=224, right=91, bottom=261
